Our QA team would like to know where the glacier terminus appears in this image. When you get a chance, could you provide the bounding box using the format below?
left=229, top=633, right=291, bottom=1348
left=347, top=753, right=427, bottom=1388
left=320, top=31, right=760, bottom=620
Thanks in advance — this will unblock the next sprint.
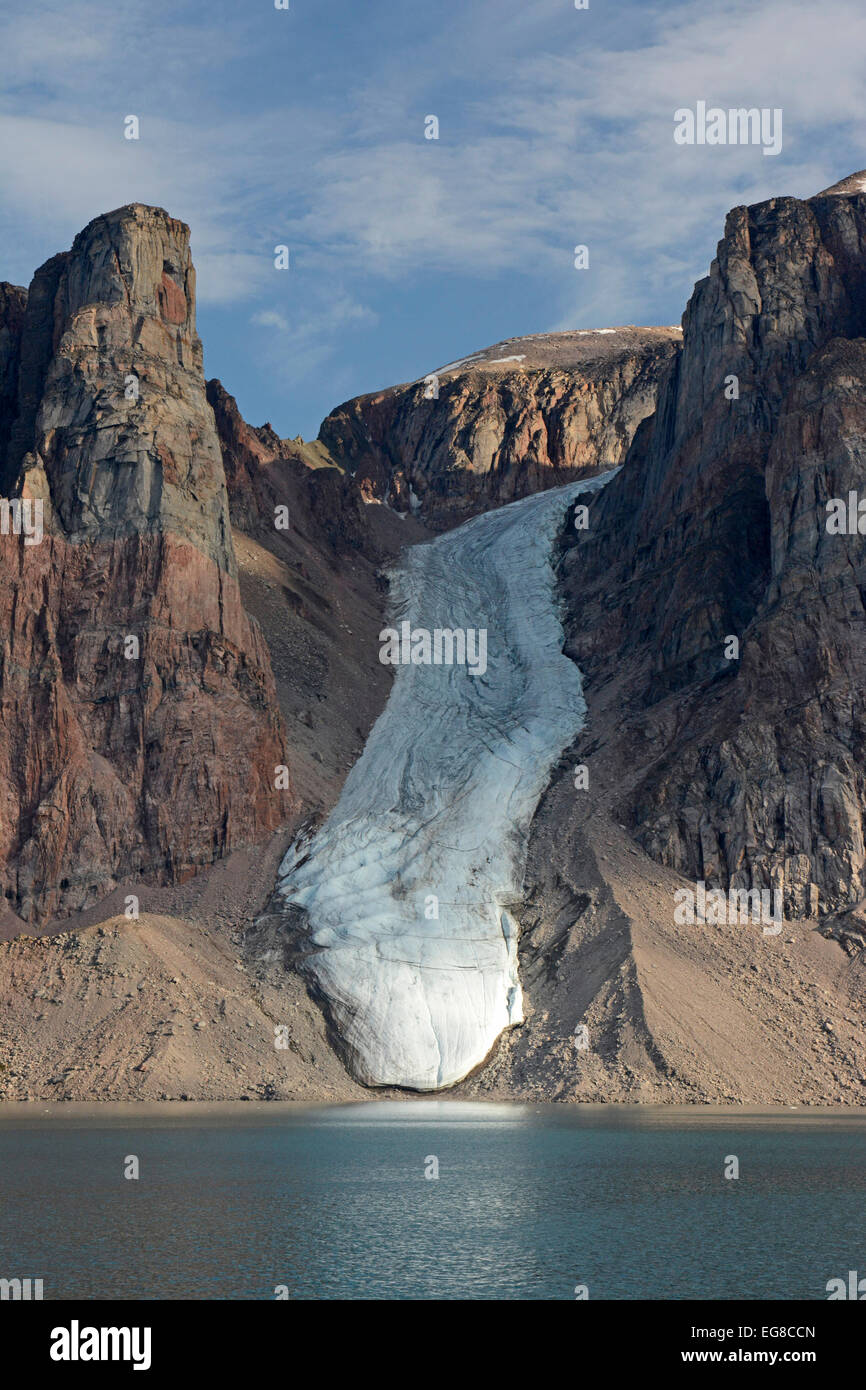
left=276, top=474, right=614, bottom=1089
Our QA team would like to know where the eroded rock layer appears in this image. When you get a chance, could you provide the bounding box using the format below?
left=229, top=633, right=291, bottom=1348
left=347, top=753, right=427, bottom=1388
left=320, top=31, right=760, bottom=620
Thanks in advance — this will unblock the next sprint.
left=319, top=327, right=681, bottom=526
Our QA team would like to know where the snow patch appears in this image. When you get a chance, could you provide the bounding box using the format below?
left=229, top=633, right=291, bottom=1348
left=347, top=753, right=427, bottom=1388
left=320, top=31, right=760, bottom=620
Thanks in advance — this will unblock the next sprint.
left=429, top=354, right=484, bottom=375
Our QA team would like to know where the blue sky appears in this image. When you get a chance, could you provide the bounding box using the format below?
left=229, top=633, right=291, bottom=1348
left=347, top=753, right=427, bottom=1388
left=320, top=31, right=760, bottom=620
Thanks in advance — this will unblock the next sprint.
left=0, top=0, right=864, bottom=439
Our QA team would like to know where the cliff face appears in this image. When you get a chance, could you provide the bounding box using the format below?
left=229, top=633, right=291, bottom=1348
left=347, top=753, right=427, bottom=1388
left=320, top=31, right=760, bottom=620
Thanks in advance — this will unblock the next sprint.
left=0, top=205, right=294, bottom=925
left=205, top=378, right=429, bottom=815
left=560, top=175, right=866, bottom=919
left=207, top=378, right=380, bottom=558
left=0, top=283, right=26, bottom=489
left=319, top=327, right=681, bottom=526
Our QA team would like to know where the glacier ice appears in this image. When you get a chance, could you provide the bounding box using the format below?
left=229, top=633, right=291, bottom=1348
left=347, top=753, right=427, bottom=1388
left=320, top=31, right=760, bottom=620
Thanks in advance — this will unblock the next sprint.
left=275, top=474, right=614, bottom=1090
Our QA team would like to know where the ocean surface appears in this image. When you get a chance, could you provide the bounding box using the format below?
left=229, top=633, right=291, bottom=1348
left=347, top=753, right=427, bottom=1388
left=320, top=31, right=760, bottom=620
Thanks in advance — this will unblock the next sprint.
left=1, top=1101, right=864, bottom=1300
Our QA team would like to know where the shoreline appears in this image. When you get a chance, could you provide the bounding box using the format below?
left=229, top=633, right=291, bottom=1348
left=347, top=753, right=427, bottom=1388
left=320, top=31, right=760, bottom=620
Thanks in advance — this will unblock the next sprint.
left=2, top=1098, right=866, bottom=1129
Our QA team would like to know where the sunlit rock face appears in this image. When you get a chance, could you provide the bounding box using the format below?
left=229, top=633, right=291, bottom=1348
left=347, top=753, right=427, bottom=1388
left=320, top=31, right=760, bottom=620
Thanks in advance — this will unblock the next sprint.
left=319, top=328, right=679, bottom=527
left=0, top=205, right=292, bottom=923
left=277, top=475, right=612, bottom=1090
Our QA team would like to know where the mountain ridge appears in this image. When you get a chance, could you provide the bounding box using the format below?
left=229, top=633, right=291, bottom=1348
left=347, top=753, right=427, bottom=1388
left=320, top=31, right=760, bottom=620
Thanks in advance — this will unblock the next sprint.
left=2, top=179, right=866, bottom=1103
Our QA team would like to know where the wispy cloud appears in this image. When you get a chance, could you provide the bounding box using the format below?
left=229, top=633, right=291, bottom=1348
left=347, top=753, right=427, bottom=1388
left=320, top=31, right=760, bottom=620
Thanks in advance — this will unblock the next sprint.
left=252, top=310, right=291, bottom=333
left=0, top=0, right=862, bottom=434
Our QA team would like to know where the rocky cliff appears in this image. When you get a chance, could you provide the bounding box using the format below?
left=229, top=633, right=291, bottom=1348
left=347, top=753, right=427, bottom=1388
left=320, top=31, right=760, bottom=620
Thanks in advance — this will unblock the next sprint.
left=204, top=377, right=428, bottom=813
left=558, top=173, right=866, bottom=921
left=6, top=181, right=866, bottom=1107
left=0, top=205, right=293, bottom=925
left=0, top=282, right=26, bottom=488
left=319, top=327, right=681, bottom=526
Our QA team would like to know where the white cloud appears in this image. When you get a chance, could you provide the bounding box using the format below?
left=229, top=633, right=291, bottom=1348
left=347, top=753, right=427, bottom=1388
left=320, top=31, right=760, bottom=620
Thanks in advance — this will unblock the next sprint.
left=252, top=310, right=291, bottom=332
left=1, top=0, right=864, bottom=385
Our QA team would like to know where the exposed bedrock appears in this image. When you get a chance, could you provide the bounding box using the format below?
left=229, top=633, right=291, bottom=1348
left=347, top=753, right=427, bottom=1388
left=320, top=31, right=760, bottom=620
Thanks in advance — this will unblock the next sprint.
left=560, top=175, right=866, bottom=919
left=319, top=327, right=681, bottom=527
left=0, top=206, right=293, bottom=923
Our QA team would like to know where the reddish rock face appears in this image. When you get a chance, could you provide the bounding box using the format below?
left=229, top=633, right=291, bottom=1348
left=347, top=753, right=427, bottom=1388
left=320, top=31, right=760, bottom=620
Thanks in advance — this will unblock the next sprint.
left=560, top=179, right=866, bottom=918
left=203, top=377, right=432, bottom=817
left=318, top=327, right=681, bottom=528
left=206, top=378, right=378, bottom=559
left=0, top=205, right=293, bottom=923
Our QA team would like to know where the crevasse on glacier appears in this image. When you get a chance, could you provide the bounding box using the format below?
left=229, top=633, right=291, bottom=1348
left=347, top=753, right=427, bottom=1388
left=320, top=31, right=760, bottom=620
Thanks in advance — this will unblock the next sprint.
left=276, top=474, right=613, bottom=1090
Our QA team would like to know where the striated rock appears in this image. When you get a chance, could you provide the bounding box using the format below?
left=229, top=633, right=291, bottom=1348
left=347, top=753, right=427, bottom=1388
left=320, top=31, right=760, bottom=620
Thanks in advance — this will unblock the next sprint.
left=319, top=327, right=681, bottom=527
left=560, top=176, right=866, bottom=918
left=7, top=207, right=235, bottom=567
left=0, top=205, right=294, bottom=923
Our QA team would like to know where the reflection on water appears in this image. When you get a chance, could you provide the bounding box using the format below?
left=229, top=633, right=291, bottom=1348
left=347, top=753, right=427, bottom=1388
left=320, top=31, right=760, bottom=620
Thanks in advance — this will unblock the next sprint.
left=0, top=1102, right=864, bottom=1300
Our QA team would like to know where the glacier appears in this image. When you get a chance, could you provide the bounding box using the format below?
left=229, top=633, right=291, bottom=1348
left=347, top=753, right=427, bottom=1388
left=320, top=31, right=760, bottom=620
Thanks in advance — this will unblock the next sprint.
left=275, top=473, right=614, bottom=1090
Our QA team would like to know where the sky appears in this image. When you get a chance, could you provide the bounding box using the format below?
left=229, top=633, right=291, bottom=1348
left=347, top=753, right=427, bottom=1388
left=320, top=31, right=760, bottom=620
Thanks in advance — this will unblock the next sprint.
left=0, top=0, right=864, bottom=440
